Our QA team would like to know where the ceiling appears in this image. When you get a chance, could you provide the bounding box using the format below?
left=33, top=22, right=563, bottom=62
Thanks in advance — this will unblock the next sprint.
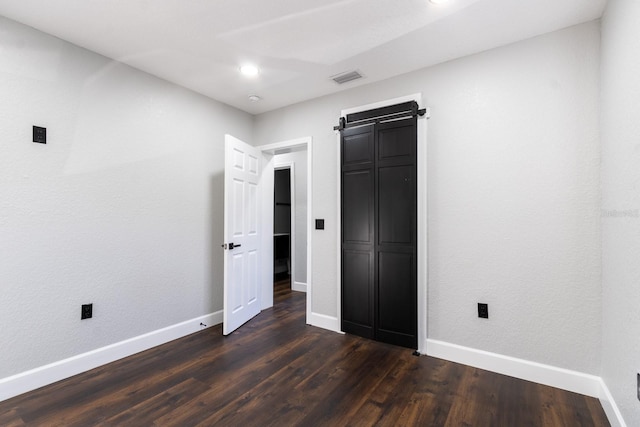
left=0, top=0, right=607, bottom=115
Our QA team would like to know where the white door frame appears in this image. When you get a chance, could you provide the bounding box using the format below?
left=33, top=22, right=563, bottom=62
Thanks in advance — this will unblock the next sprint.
left=257, top=137, right=312, bottom=324
left=336, top=94, right=428, bottom=353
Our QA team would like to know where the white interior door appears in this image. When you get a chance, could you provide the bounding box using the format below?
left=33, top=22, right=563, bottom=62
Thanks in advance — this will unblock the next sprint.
left=223, top=134, right=262, bottom=335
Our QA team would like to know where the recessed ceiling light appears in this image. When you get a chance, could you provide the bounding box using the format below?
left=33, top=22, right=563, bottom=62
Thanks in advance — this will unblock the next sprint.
left=240, top=64, right=259, bottom=77
left=248, top=95, right=262, bottom=102
left=429, top=0, right=450, bottom=4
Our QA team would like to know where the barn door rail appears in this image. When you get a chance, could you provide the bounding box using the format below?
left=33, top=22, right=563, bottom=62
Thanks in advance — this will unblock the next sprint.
left=334, top=101, right=426, bottom=131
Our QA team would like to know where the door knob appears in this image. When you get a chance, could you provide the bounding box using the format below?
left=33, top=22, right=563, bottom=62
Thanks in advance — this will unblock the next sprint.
left=221, top=243, right=242, bottom=250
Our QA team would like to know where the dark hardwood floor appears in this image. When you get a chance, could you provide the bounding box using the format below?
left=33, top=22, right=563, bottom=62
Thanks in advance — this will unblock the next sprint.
left=0, top=278, right=609, bottom=426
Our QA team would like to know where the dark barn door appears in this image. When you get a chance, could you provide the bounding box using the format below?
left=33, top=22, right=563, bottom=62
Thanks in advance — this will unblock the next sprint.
left=341, top=106, right=418, bottom=349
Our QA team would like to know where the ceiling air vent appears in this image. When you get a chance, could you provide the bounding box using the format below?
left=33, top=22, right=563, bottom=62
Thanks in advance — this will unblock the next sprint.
left=331, top=70, right=363, bottom=85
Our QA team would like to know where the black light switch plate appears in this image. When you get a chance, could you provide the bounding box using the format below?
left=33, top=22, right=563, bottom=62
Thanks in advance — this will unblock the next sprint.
left=33, top=126, right=47, bottom=144
left=478, top=303, right=489, bottom=319
left=315, top=219, right=325, bottom=230
left=81, top=303, right=93, bottom=320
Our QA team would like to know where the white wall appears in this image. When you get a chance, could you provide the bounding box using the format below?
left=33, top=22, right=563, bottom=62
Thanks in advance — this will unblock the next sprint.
left=274, top=150, right=308, bottom=286
left=254, top=22, right=601, bottom=374
left=601, top=0, right=640, bottom=424
left=0, top=16, right=252, bottom=379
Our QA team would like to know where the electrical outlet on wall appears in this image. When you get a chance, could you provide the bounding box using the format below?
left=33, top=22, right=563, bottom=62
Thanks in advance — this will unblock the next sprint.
left=32, top=125, right=46, bottom=144
left=478, top=303, right=489, bottom=319
left=81, top=303, right=93, bottom=320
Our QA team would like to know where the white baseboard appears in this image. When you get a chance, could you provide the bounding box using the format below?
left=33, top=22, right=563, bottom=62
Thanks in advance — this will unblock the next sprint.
left=0, top=310, right=223, bottom=402
left=427, top=339, right=626, bottom=426
left=2, top=320, right=624, bottom=427
left=292, top=281, right=307, bottom=292
left=598, top=379, right=627, bottom=427
left=426, top=339, right=601, bottom=397
left=308, top=312, right=342, bottom=334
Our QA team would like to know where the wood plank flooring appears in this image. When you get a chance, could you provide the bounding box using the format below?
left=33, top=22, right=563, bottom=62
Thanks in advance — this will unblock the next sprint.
left=0, top=278, right=610, bottom=426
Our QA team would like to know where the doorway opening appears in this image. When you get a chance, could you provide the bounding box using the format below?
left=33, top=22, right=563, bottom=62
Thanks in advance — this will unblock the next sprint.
left=274, top=166, right=292, bottom=301
left=258, top=137, right=312, bottom=322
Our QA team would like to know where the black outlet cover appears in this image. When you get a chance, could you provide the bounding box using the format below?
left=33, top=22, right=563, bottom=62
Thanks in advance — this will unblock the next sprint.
left=478, top=303, right=489, bottom=319
left=81, top=303, right=93, bottom=320
left=33, top=126, right=47, bottom=144
left=315, top=219, right=325, bottom=230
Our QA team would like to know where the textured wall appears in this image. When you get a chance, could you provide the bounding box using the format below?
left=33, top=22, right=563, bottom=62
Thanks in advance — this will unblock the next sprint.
left=601, top=0, right=640, bottom=424
left=254, top=21, right=601, bottom=374
left=0, top=16, right=252, bottom=378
